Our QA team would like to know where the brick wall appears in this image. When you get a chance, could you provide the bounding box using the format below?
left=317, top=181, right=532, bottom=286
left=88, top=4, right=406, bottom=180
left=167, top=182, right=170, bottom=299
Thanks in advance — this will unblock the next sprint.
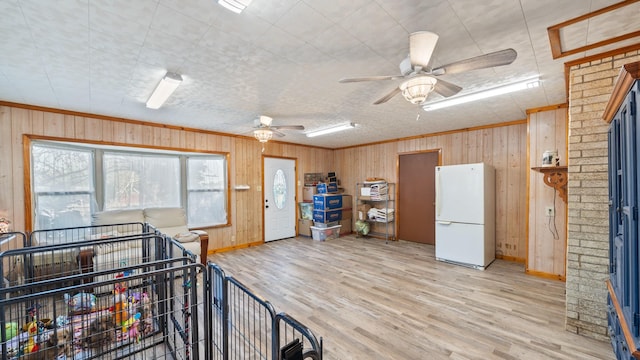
left=567, top=50, right=640, bottom=341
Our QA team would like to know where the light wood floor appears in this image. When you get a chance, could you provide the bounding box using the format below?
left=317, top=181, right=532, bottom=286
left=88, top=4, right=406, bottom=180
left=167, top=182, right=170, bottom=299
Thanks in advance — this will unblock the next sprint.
left=207, top=235, right=613, bottom=360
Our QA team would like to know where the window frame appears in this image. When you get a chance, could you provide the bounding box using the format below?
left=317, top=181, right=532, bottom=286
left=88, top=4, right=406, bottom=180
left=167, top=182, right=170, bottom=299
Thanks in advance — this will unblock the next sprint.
left=24, top=135, right=231, bottom=232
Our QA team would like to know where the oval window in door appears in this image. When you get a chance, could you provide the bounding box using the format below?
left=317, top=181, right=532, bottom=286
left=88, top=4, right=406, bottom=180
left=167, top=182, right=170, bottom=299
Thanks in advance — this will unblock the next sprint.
left=273, top=169, right=287, bottom=209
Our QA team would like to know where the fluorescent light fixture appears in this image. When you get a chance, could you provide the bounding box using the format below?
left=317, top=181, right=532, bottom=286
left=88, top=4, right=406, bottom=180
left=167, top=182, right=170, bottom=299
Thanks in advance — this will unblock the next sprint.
left=146, top=72, right=183, bottom=109
left=306, top=122, right=356, bottom=138
left=218, top=0, right=253, bottom=13
left=422, top=77, right=540, bottom=111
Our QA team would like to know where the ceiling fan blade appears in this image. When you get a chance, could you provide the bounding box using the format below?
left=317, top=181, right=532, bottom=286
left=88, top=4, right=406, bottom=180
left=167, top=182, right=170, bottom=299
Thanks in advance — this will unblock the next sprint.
left=409, top=31, right=439, bottom=69
left=373, top=87, right=401, bottom=105
left=433, top=48, right=517, bottom=75
left=339, top=75, right=403, bottom=83
left=271, top=125, right=305, bottom=130
left=272, top=129, right=286, bottom=137
left=433, top=79, right=463, bottom=98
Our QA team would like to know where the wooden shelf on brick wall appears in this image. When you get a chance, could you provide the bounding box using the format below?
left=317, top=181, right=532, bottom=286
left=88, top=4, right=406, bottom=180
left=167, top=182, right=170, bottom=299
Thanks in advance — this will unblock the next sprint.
left=531, top=166, right=568, bottom=204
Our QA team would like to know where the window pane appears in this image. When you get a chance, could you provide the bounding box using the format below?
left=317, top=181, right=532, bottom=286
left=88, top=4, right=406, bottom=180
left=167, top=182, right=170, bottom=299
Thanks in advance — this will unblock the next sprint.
left=187, top=156, right=227, bottom=227
left=32, top=144, right=93, bottom=192
left=188, top=191, right=226, bottom=227
left=187, top=157, right=225, bottom=190
left=104, top=153, right=180, bottom=210
left=273, top=169, right=286, bottom=209
left=35, top=194, right=92, bottom=229
left=31, top=143, right=94, bottom=230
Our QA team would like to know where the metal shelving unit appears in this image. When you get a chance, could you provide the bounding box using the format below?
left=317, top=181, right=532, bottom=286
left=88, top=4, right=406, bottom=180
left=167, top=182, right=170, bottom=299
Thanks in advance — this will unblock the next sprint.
left=355, top=182, right=395, bottom=242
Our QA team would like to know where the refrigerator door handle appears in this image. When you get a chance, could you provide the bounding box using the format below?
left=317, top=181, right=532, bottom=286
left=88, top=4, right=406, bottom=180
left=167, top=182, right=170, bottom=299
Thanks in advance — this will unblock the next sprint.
left=436, top=221, right=452, bottom=225
left=436, top=170, right=441, bottom=217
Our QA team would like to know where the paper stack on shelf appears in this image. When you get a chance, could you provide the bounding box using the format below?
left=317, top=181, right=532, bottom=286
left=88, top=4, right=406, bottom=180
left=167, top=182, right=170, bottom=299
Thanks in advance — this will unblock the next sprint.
left=369, top=183, right=388, bottom=200
left=367, top=208, right=395, bottom=222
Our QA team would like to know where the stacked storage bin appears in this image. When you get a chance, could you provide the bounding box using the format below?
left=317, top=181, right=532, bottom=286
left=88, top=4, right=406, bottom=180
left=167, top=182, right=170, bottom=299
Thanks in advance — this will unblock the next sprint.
left=311, top=182, right=342, bottom=240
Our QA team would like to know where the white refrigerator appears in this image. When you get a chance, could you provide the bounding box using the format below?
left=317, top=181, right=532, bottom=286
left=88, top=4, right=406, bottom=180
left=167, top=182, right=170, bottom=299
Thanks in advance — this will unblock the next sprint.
left=435, top=163, right=495, bottom=270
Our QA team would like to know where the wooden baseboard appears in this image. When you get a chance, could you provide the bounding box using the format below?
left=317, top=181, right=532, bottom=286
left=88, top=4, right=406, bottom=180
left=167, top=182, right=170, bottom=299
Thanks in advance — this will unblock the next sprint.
left=525, top=268, right=566, bottom=281
left=207, top=241, right=263, bottom=255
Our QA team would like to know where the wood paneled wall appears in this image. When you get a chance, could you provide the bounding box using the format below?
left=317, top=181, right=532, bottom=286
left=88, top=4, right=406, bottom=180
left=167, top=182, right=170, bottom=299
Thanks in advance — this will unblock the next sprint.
left=334, top=121, right=529, bottom=261
left=0, top=104, right=334, bottom=253
left=527, top=106, right=568, bottom=280
left=1, top=102, right=531, bottom=260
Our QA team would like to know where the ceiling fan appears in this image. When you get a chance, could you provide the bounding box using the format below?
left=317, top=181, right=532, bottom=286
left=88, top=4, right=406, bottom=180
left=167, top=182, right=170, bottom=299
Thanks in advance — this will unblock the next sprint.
left=253, top=115, right=304, bottom=150
left=339, top=31, right=518, bottom=105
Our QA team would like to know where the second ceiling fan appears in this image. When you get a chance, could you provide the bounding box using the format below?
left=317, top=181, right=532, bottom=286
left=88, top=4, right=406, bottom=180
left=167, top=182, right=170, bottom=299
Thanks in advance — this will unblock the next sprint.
left=253, top=115, right=304, bottom=152
left=339, top=31, right=518, bottom=105
left=253, top=115, right=304, bottom=138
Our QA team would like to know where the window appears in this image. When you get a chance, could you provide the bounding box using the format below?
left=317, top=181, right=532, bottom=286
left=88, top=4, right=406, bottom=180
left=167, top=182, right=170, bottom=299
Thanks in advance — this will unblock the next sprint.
left=187, top=157, right=227, bottom=227
left=32, top=143, right=95, bottom=229
left=30, top=140, right=228, bottom=231
left=103, top=152, right=180, bottom=210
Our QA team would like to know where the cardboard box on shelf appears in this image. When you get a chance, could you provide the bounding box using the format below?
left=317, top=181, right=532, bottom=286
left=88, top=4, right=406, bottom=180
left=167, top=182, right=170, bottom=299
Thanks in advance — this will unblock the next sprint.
left=304, top=173, right=323, bottom=185
left=303, top=186, right=317, bottom=202
left=313, top=209, right=342, bottom=223
left=339, top=219, right=352, bottom=235
left=313, top=194, right=343, bottom=210
left=316, top=182, right=338, bottom=194
left=341, top=194, right=353, bottom=208
left=298, top=219, right=313, bottom=237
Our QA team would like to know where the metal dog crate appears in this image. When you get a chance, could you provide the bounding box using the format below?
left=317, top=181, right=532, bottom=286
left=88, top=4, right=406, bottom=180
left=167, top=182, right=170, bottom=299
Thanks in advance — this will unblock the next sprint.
left=208, top=264, right=322, bottom=360
left=0, top=225, right=323, bottom=360
left=0, top=229, right=205, bottom=359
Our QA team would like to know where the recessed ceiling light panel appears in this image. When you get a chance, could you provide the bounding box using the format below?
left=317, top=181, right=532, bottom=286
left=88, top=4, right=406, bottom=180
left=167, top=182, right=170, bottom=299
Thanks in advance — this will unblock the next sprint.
left=218, top=0, right=253, bottom=13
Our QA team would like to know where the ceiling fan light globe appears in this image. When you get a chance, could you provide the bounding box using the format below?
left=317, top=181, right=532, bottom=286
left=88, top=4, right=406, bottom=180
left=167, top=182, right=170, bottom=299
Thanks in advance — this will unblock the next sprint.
left=254, top=129, right=273, bottom=143
left=400, top=76, right=437, bottom=104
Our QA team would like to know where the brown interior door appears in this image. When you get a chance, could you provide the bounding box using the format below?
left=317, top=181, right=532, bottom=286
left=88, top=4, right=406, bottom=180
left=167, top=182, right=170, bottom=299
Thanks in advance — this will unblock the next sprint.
left=398, top=151, right=439, bottom=244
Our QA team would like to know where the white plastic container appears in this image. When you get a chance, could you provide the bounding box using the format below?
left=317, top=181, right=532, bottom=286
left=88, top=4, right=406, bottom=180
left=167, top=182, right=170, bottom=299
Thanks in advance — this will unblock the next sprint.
left=310, top=225, right=341, bottom=241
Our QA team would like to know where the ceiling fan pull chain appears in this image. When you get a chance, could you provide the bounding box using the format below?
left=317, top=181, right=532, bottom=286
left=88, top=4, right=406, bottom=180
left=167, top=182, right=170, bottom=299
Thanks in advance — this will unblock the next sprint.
left=416, top=112, right=421, bottom=121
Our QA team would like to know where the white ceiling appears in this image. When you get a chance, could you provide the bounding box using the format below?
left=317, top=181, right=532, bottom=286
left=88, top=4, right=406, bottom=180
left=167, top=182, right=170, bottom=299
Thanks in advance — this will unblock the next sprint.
left=1, top=0, right=638, bottom=148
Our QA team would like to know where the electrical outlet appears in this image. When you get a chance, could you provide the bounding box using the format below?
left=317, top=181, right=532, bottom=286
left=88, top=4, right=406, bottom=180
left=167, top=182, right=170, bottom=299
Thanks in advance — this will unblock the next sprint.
left=545, top=206, right=554, bottom=217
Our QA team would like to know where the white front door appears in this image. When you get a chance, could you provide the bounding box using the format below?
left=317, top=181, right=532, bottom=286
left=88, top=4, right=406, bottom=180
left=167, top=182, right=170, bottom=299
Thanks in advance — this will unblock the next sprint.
left=264, top=157, right=296, bottom=242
